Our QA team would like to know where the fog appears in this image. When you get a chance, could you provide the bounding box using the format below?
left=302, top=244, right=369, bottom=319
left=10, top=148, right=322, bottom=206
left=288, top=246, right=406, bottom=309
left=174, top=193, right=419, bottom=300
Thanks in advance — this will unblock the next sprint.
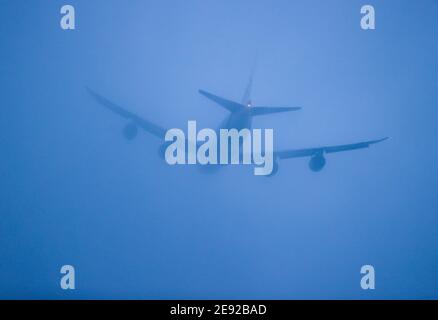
left=1, top=0, right=437, bottom=298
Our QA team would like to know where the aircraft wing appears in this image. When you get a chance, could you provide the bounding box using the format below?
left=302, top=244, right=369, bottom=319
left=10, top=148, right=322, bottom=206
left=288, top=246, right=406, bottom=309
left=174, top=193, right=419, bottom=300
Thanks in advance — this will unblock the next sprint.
left=87, top=87, right=167, bottom=139
left=276, top=137, right=389, bottom=159
left=250, top=106, right=301, bottom=116
left=199, top=89, right=244, bottom=112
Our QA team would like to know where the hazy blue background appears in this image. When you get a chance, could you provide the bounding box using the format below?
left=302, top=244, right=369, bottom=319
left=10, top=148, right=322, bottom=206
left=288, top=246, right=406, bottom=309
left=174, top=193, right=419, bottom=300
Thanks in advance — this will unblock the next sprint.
left=1, top=0, right=437, bottom=299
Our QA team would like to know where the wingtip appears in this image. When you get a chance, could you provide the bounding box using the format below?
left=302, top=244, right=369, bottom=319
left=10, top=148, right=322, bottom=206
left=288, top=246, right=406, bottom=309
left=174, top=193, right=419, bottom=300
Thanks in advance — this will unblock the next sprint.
left=86, top=87, right=107, bottom=104
left=85, top=86, right=97, bottom=97
left=372, top=137, right=390, bottom=145
left=282, top=106, right=302, bottom=111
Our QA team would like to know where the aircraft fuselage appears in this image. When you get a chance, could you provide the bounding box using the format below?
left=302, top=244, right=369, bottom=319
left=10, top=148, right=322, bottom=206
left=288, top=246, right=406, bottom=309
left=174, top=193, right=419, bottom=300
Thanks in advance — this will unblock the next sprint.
left=220, top=108, right=253, bottom=132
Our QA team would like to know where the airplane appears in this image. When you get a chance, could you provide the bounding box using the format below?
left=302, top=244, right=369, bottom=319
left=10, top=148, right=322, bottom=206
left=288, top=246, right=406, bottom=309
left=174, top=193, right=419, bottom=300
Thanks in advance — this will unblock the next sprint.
left=87, top=74, right=388, bottom=177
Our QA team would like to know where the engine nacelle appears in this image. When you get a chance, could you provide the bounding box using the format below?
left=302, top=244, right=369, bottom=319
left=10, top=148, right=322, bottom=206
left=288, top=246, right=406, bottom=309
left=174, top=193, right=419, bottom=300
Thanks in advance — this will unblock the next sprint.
left=123, top=122, right=138, bottom=140
left=309, top=154, right=326, bottom=172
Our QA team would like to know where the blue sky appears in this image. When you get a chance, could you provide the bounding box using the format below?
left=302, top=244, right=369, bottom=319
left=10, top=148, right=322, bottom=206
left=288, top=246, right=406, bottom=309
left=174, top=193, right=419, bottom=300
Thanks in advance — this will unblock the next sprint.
left=0, top=0, right=437, bottom=299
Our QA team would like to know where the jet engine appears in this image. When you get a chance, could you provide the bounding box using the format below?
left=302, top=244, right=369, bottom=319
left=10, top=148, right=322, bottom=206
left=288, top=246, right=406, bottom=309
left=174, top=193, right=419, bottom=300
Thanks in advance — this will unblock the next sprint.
left=308, top=153, right=326, bottom=172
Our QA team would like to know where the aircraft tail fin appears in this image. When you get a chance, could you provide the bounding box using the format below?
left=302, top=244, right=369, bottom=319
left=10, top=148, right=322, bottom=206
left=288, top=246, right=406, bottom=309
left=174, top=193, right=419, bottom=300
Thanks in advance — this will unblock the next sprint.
left=241, top=59, right=258, bottom=104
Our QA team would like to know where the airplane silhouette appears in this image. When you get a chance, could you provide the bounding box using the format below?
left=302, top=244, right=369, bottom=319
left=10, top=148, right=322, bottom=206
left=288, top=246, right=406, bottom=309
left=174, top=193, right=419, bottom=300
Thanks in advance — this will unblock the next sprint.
left=87, top=73, right=387, bottom=176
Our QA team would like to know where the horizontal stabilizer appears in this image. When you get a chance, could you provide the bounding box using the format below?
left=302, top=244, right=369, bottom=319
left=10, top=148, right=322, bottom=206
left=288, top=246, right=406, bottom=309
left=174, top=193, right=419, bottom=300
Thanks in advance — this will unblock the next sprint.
left=199, top=90, right=244, bottom=113
left=250, top=106, right=301, bottom=116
